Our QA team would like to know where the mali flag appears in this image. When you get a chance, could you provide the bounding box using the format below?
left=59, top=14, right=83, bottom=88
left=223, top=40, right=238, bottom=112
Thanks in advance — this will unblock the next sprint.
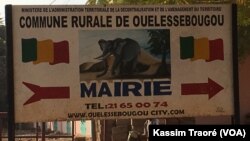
left=180, top=36, right=224, bottom=62
left=22, top=38, right=69, bottom=65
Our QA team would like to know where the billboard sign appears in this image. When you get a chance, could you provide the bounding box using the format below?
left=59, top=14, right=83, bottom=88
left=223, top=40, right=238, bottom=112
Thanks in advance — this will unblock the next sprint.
left=7, top=5, right=234, bottom=122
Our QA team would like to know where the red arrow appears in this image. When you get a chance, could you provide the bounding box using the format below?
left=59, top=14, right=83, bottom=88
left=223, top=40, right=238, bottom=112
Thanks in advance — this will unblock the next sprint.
left=181, top=78, right=223, bottom=99
left=23, top=82, right=70, bottom=105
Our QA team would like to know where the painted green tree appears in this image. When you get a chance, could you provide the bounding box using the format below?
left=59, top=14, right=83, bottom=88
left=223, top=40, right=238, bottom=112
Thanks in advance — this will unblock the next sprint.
left=147, top=29, right=170, bottom=77
left=0, top=25, right=6, bottom=56
left=0, top=17, right=7, bottom=112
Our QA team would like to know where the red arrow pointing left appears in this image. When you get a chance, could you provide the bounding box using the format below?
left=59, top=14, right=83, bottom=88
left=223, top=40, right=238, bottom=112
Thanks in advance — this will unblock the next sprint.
left=23, top=82, right=70, bottom=106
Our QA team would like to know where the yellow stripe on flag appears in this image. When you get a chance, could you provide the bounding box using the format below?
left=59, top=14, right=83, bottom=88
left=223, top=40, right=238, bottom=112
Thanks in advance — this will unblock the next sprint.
left=33, top=39, right=54, bottom=64
left=192, top=37, right=209, bottom=61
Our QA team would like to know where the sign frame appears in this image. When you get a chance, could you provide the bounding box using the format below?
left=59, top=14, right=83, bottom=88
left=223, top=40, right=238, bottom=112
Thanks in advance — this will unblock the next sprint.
left=5, top=4, right=240, bottom=140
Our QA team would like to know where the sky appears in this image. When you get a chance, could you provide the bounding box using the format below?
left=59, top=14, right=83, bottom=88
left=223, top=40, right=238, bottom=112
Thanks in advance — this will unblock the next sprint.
left=0, top=0, right=88, bottom=24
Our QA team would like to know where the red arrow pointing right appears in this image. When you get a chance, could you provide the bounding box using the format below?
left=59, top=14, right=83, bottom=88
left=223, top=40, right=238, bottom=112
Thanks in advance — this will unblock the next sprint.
left=181, top=78, right=224, bottom=99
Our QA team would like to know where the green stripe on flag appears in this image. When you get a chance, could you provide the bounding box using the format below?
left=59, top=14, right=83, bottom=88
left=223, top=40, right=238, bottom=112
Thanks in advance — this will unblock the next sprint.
left=22, top=38, right=37, bottom=62
left=180, top=36, right=194, bottom=59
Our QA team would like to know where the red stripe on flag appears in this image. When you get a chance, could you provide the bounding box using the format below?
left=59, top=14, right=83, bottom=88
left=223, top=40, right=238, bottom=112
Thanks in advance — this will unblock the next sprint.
left=50, top=41, right=69, bottom=65
left=207, top=39, right=224, bottom=62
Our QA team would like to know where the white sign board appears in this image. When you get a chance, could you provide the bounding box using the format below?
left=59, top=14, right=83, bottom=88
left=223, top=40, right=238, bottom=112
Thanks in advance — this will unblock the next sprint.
left=9, top=5, right=234, bottom=122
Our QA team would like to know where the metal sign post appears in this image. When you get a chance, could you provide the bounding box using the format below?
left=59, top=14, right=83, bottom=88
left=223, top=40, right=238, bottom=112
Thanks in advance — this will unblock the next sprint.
left=232, top=3, right=240, bottom=125
left=5, top=5, right=15, bottom=141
